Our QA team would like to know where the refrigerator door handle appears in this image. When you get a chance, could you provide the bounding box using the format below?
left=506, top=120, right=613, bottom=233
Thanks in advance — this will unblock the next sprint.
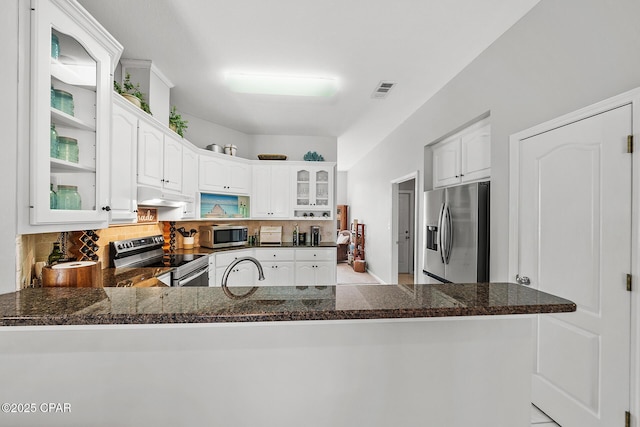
left=444, top=204, right=453, bottom=264
left=437, top=203, right=446, bottom=263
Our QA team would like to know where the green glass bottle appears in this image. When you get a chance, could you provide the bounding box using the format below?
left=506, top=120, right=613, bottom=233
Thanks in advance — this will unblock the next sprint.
left=47, top=242, right=64, bottom=266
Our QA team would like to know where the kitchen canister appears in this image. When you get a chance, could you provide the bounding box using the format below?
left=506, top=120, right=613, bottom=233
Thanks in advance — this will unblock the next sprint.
left=224, top=144, right=237, bottom=156
left=56, top=185, right=81, bottom=210
left=51, top=34, right=60, bottom=59
left=52, top=89, right=74, bottom=116
left=57, top=136, right=79, bottom=163
left=49, top=184, right=57, bottom=209
left=50, top=124, right=58, bottom=158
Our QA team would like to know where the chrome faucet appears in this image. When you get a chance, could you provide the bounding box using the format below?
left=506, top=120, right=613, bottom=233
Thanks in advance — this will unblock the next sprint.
left=221, top=256, right=265, bottom=299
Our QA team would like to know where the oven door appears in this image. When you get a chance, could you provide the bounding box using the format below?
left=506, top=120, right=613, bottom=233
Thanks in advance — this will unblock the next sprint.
left=173, top=265, right=209, bottom=287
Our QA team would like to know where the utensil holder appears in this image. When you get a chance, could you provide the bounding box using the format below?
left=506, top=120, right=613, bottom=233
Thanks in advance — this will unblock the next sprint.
left=183, top=236, right=194, bottom=249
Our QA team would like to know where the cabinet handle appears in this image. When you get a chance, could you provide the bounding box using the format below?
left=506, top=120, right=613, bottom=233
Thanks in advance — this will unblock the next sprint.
left=133, top=209, right=138, bottom=213
left=460, top=174, right=464, bottom=177
left=102, top=206, right=111, bottom=212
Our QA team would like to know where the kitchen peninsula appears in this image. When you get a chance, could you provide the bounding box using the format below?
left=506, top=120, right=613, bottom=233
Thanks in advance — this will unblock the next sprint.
left=0, top=282, right=574, bottom=427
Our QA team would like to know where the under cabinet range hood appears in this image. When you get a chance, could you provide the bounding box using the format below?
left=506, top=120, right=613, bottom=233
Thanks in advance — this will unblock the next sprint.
left=137, top=186, right=192, bottom=207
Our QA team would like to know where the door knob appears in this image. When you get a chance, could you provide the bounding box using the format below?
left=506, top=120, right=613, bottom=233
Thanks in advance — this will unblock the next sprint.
left=515, top=274, right=531, bottom=286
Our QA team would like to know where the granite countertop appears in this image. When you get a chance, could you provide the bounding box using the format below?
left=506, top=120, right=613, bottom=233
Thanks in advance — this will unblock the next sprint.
left=0, top=282, right=575, bottom=326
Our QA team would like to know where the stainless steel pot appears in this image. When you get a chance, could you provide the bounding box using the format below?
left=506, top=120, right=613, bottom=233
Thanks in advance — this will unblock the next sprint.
left=206, top=144, right=223, bottom=153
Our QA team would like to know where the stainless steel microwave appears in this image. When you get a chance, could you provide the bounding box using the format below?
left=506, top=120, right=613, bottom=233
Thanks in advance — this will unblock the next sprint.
left=199, top=225, right=248, bottom=249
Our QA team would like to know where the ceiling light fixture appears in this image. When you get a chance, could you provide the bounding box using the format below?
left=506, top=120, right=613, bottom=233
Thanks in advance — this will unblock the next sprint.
left=225, top=73, right=338, bottom=97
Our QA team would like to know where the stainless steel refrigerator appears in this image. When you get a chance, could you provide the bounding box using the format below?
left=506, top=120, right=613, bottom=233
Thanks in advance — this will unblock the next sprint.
left=423, top=181, right=489, bottom=283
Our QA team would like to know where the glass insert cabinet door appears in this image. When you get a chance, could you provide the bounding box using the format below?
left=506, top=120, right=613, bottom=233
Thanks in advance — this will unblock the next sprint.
left=315, top=169, right=329, bottom=206
left=30, top=0, right=120, bottom=225
left=296, top=169, right=311, bottom=206
left=293, top=166, right=333, bottom=209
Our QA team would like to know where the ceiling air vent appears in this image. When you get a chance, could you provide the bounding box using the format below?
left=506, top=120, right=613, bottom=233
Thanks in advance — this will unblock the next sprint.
left=371, top=81, right=396, bottom=99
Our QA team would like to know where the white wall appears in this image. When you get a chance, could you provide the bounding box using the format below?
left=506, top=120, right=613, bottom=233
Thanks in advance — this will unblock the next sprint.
left=176, top=114, right=337, bottom=164
left=1, top=0, right=19, bottom=294
left=346, top=0, right=640, bottom=283
left=179, top=112, right=251, bottom=156
left=336, top=171, right=348, bottom=206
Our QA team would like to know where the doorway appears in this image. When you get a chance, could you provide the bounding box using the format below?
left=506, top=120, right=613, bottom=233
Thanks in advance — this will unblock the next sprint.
left=391, top=172, right=419, bottom=285
left=509, top=96, right=636, bottom=426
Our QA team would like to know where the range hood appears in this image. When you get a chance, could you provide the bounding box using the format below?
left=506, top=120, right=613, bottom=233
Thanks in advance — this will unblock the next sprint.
left=137, top=186, right=192, bottom=208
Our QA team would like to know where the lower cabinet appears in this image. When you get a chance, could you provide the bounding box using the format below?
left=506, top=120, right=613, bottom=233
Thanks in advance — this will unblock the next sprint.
left=213, top=249, right=256, bottom=286
left=295, top=248, right=337, bottom=285
left=210, top=247, right=337, bottom=286
left=295, top=262, right=335, bottom=285
left=254, top=248, right=295, bottom=286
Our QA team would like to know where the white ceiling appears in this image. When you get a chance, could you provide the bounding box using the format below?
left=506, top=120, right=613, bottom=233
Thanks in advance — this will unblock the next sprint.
left=77, top=0, right=539, bottom=170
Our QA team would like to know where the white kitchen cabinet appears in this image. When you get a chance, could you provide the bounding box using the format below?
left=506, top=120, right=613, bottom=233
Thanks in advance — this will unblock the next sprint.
left=208, top=254, right=216, bottom=287
left=292, top=164, right=335, bottom=219
left=109, top=99, right=138, bottom=223
left=461, top=123, right=491, bottom=183
left=252, top=163, right=290, bottom=218
left=180, top=146, right=199, bottom=219
left=28, top=0, right=122, bottom=228
left=199, top=154, right=251, bottom=195
left=432, top=121, right=491, bottom=188
left=295, top=248, right=337, bottom=285
left=137, top=120, right=182, bottom=192
left=432, top=137, right=462, bottom=188
left=255, top=248, right=295, bottom=285
left=214, top=249, right=256, bottom=286
left=163, top=136, right=183, bottom=192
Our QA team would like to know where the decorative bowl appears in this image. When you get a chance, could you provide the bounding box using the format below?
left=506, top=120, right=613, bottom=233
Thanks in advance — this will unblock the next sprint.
left=258, top=154, right=287, bottom=160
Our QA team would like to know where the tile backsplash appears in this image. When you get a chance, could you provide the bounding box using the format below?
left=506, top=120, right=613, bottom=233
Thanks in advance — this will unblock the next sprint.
left=171, top=220, right=335, bottom=249
left=16, top=220, right=334, bottom=290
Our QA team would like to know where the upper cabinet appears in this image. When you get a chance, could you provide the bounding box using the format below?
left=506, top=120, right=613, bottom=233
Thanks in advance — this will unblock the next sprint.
left=180, top=145, right=199, bottom=219
left=432, top=121, right=491, bottom=188
left=29, top=0, right=122, bottom=227
left=251, top=163, right=290, bottom=218
left=109, top=99, right=138, bottom=223
left=292, top=164, right=335, bottom=219
left=199, top=154, right=251, bottom=195
left=137, top=120, right=183, bottom=193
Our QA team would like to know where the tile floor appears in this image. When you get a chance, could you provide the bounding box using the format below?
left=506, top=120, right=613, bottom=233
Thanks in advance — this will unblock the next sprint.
left=531, top=404, right=560, bottom=426
left=337, top=264, right=561, bottom=427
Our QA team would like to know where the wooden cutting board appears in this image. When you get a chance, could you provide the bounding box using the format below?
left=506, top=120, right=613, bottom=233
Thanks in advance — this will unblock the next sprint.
left=42, top=261, right=101, bottom=287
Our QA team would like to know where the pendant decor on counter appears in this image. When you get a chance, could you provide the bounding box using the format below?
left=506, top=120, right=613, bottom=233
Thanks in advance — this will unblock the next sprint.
left=69, top=230, right=100, bottom=262
left=163, top=222, right=177, bottom=252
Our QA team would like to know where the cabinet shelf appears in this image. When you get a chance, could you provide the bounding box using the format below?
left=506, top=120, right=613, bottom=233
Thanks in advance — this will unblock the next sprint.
left=50, top=157, right=96, bottom=173
left=51, top=58, right=97, bottom=89
left=51, top=108, right=95, bottom=131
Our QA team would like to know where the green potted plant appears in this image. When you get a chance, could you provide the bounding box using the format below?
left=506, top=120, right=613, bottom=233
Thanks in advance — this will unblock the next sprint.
left=113, top=73, right=152, bottom=115
left=169, top=106, right=188, bottom=137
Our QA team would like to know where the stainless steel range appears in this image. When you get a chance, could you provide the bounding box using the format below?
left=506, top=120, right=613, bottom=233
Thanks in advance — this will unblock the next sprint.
left=110, top=235, right=209, bottom=287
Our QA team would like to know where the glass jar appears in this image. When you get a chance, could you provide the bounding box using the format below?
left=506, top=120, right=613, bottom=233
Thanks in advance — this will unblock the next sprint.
left=57, top=136, right=79, bottom=163
left=51, top=34, right=59, bottom=59
left=49, top=184, right=57, bottom=209
left=52, top=89, right=74, bottom=116
left=50, top=124, right=58, bottom=158
left=56, top=185, right=81, bottom=210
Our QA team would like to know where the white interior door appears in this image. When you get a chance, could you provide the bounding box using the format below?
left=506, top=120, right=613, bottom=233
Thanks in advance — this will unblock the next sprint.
left=515, top=105, right=632, bottom=426
left=398, top=192, right=411, bottom=273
